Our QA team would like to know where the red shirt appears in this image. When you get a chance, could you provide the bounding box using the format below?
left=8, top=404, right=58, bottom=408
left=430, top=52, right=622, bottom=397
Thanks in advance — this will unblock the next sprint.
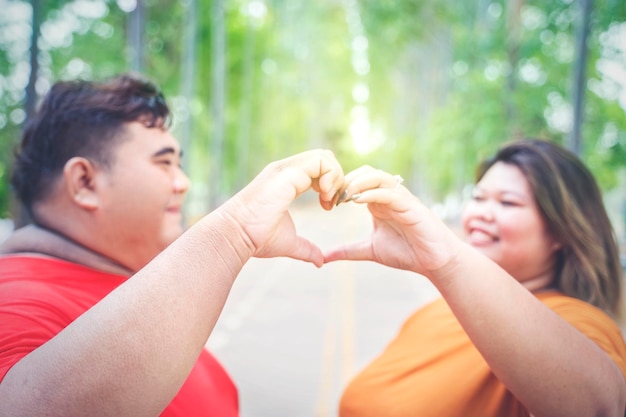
left=0, top=255, right=238, bottom=416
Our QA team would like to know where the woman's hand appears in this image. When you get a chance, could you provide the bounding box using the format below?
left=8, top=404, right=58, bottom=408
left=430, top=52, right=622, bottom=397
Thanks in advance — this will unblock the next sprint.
left=324, top=165, right=463, bottom=275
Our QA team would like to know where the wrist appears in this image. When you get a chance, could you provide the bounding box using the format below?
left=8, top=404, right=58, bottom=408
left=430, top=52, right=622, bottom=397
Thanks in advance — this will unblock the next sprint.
left=193, top=201, right=256, bottom=273
left=424, top=241, right=468, bottom=290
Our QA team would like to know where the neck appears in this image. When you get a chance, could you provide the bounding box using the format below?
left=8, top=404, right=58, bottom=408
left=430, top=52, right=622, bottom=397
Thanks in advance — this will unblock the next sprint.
left=521, top=269, right=556, bottom=293
left=0, top=224, right=133, bottom=276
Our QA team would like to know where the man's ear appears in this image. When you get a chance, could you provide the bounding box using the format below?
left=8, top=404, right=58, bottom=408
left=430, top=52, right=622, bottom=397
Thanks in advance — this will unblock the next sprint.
left=63, top=156, right=100, bottom=210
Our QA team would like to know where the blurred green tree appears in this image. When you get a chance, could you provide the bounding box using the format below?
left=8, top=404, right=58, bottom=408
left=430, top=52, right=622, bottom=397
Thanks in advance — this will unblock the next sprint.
left=0, top=0, right=624, bottom=232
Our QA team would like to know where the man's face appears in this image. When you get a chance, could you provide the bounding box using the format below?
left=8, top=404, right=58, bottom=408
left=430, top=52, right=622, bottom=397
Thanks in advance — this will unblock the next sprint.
left=95, top=121, right=190, bottom=270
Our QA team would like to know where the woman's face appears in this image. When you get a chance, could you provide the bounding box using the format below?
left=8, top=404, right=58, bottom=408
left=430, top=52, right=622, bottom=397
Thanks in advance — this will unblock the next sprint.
left=461, top=162, right=561, bottom=290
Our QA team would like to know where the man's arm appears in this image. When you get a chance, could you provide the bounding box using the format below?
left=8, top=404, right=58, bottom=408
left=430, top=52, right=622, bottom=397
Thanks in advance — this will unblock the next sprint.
left=0, top=149, right=344, bottom=417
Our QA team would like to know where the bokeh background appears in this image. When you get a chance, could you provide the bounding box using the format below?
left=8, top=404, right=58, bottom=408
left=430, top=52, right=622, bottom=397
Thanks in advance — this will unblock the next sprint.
left=0, top=0, right=625, bottom=243
left=1, top=2, right=626, bottom=415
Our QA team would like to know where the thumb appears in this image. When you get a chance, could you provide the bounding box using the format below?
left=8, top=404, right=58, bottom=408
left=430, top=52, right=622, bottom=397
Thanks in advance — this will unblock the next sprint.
left=285, top=237, right=325, bottom=268
left=323, top=240, right=373, bottom=263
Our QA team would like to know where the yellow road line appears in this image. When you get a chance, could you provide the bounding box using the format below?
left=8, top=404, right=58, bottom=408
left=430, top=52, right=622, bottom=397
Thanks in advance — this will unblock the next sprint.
left=341, top=264, right=355, bottom=385
left=315, top=271, right=338, bottom=417
left=315, top=261, right=356, bottom=417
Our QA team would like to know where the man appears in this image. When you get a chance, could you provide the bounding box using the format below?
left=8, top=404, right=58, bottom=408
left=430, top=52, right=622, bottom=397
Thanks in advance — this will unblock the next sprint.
left=0, top=74, right=345, bottom=416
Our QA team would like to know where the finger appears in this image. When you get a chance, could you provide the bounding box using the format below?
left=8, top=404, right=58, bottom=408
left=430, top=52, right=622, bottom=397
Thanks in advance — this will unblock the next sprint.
left=351, top=186, right=413, bottom=208
left=315, top=152, right=345, bottom=209
left=279, top=149, right=344, bottom=207
left=332, top=165, right=373, bottom=205
left=323, top=240, right=373, bottom=263
left=285, top=236, right=325, bottom=268
left=336, top=167, right=402, bottom=206
left=266, top=149, right=342, bottom=198
left=310, top=177, right=321, bottom=193
left=319, top=195, right=334, bottom=211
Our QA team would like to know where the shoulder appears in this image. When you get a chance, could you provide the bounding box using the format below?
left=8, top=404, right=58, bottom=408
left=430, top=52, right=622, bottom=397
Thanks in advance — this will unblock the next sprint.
left=0, top=254, right=127, bottom=278
left=0, top=255, right=126, bottom=305
left=537, top=291, right=626, bottom=376
left=0, top=255, right=78, bottom=290
left=537, top=291, right=620, bottom=327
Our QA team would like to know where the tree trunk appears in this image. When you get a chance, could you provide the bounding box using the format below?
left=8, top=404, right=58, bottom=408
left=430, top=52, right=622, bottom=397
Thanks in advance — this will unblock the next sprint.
left=15, top=0, right=44, bottom=227
left=25, top=0, right=41, bottom=120
left=236, top=23, right=256, bottom=191
left=179, top=0, right=197, bottom=223
left=505, top=0, right=524, bottom=137
left=569, top=0, right=593, bottom=156
left=209, top=0, right=226, bottom=210
left=127, top=0, right=145, bottom=72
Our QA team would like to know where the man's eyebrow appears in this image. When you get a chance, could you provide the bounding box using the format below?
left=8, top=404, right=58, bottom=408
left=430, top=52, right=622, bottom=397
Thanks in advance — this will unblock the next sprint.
left=152, top=147, right=183, bottom=158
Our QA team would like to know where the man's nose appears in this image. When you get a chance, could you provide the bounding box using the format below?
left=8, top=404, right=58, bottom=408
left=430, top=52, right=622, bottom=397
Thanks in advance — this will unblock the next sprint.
left=174, top=168, right=191, bottom=194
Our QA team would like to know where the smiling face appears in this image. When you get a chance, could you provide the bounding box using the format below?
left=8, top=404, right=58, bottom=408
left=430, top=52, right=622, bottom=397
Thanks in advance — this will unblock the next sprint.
left=461, top=162, right=561, bottom=291
left=94, top=121, right=190, bottom=270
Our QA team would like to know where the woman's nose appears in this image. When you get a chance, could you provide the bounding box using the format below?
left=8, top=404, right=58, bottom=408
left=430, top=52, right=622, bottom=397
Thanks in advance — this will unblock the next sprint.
left=475, top=200, right=495, bottom=221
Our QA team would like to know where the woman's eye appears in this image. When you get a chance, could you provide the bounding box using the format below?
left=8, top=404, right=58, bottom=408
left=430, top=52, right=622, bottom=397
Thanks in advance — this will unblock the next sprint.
left=500, top=200, right=517, bottom=207
left=158, top=159, right=173, bottom=166
left=472, top=195, right=485, bottom=202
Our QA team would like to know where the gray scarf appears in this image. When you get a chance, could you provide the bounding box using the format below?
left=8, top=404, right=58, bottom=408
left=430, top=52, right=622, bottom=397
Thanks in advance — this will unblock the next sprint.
left=0, top=225, right=132, bottom=276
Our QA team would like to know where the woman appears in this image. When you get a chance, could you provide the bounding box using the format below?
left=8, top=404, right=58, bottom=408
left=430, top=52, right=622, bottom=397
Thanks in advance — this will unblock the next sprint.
left=327, top=138, right=626, bottom=417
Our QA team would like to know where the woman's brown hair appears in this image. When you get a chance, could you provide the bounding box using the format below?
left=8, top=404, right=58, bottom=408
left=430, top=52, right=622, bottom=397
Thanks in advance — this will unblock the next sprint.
left=477, top=138, right=624, bottom=319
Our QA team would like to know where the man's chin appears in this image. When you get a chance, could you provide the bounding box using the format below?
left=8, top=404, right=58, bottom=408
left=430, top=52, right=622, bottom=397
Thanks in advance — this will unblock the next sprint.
left=163, top=229, right=185, bottom=246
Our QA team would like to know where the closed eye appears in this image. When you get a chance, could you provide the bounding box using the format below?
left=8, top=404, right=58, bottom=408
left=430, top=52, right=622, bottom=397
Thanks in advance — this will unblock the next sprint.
left=500, top=200, right=520, bottom=207
left=152, top=146, right=181, bottom=166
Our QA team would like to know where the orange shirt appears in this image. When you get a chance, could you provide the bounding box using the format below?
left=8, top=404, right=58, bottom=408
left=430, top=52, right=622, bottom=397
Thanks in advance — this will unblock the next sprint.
left=339, top=292, right=626, bottom=417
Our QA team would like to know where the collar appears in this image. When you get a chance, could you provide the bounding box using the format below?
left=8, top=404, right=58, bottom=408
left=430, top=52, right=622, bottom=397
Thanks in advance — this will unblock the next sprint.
left=0, top=224, right=133, bottom=276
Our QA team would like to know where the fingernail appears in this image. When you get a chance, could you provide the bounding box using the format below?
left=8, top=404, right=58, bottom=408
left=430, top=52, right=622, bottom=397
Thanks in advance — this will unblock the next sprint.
left=335, top=190, right=348, bottom=206
left=348, top=193, right=361, bottom=202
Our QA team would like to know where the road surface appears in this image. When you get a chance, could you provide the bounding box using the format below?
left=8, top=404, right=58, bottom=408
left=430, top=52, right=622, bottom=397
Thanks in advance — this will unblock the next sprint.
left=206, top=199, right=440, bottom=417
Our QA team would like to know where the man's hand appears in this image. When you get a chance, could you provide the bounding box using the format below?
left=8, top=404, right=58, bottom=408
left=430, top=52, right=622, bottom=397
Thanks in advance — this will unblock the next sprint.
left=221, top=149, right=344, bottom=267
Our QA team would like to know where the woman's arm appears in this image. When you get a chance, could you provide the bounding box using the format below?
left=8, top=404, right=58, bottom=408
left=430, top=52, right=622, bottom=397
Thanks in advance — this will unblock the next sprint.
left=325, top=166, right=626, bottom=417
left=434, top=243, right=625, bottom=417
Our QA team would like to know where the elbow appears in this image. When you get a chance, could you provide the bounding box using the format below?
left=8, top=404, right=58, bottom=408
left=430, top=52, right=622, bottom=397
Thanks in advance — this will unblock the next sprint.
left=566, top=370, right=626, bottom=417
left=614, top=380, right=626, bottom=417
left=592, top=351, right=626, bottom=417
left=596, top=376, right=626, bottom=417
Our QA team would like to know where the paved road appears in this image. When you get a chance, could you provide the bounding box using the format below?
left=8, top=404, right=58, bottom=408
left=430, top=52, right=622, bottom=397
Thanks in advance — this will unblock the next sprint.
left=206, top=199, right=440, bottom=417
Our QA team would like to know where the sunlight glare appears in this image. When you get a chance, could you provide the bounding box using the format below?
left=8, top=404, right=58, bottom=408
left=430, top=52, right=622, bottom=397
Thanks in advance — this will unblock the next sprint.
left=349, top=105, right=385, bottom=155
left=597, top=22, right=626, bottom=110
left=352, top=82, right=369, bottom=103
left=116, top=0, right=137, bottom=13
left=71, top=0, right=108, bottom=19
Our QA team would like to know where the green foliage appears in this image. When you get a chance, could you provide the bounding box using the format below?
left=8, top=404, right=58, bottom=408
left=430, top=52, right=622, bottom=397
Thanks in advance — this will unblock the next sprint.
left=357, top=0, right=626, bottom=201
left=0, top=0, right=624, bottom=222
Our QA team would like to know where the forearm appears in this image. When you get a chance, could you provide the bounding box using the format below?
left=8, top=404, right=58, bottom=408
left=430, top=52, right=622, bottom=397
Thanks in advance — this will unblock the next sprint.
left=0, top=208, right=253, bottom=417
left=431, top=244, right=625, bottom=417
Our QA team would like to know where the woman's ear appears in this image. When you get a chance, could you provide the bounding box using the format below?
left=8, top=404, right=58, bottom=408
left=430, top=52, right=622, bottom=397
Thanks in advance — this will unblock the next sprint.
left=550, top=238, right=563, bottom=252
left=63, top=157, right=99, bottom=210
